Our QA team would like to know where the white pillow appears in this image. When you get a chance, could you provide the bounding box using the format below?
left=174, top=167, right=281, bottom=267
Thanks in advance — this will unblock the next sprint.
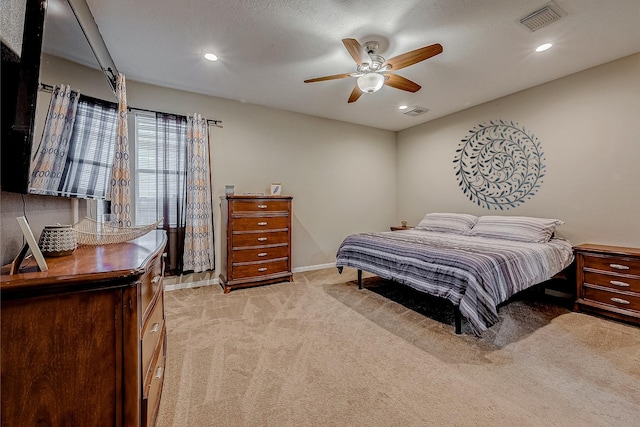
left=415, top=213, right=478, bottom=234
left=467, top=215, right=564, bottom=243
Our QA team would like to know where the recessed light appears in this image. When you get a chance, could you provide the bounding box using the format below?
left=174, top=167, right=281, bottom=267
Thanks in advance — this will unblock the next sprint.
left=204, top=53, right=218, bottom=61
left=535, top=43, right=553, bottom=52
left=398, top=105, right=409, bottom=110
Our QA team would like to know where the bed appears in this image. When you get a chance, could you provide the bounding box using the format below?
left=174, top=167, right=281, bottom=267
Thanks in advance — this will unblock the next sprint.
left=335, top=213, right=575, bottom=336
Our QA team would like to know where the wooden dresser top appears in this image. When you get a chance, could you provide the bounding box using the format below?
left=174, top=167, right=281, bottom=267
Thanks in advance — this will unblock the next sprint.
left=574, top=243, right=640, bottom=258
left=1, top=230, right=167, bottom=293
left=223, top=195, right=293, bottom=200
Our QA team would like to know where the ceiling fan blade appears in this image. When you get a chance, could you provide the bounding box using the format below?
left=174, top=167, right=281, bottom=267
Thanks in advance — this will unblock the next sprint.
left=304, top=73, right=352, bottom=83
left=384, top=74, right=421, bottom=92
left=342, top=38, right=364, bottom=64
left=348, top=85, right=363, bottom=103
left=383, top=43, right=443, bottom=71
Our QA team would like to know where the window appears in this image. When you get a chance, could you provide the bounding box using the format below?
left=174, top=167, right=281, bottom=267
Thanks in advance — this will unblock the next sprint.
left=30, top=93, right=118, bottom=198
left=133, top=112, right=187, bottom=226
left=133, top=111, right=188, bottom=275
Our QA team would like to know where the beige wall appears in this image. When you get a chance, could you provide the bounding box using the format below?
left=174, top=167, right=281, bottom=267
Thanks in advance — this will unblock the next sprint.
left=1, top=55, right=397, bottom=268
left=397, top=53, right=640, bottom=247
left=3, top=53, right=639, bottom=267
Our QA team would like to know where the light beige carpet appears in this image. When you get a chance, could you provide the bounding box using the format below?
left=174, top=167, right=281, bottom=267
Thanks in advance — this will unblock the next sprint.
left=156, top=268, right=640, bottom=426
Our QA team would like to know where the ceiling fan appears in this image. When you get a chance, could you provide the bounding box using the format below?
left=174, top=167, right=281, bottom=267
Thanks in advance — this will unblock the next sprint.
left=304, top=38, right=443, bottom=103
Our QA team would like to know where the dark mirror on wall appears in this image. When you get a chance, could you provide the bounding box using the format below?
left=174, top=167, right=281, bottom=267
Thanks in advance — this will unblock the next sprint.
left=1, top=0, right=118, bottom=196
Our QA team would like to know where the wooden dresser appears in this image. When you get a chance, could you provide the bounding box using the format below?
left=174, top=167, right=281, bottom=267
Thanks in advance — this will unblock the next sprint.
left=1, top=230, right=167, bottom=427
left=574, top=243, right=640, bottom=326
left=220, top=195, right=293, bottom=293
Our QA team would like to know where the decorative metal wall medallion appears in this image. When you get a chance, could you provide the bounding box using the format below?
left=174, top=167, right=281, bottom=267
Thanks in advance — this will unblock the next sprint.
left=453, top=120, right=545, bottom=210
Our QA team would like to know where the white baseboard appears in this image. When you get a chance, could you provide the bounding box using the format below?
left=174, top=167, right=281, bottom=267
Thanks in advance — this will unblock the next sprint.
left=164, top=277, right=220, bottom=292
left=164, top=262, right=337, bottom=292
left=292, top=262, right=336, bottom=273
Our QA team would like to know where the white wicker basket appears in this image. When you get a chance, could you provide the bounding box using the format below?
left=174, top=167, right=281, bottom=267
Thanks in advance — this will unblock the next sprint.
left=72, top=217, right=162, bottom=245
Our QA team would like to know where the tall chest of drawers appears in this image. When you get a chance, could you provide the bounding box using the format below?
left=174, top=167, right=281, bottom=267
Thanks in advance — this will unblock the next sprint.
left=220, top=195, right=293, bottom=293
left=574, top=244, right=640, bottom=326
left=1, top=231, right=167, bottom=427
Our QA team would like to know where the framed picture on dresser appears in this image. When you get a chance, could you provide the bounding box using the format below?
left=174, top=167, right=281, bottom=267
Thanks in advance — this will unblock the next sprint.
left=270, top=183, right=282, bottom=196
left=11, top=216, right=48, bottom=273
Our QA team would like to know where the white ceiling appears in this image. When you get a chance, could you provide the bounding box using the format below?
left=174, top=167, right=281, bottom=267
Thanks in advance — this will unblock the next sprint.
left=60, top=0, right=640, bottom=131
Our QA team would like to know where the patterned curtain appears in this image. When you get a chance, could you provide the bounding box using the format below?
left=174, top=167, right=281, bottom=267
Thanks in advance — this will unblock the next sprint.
left=29, top=84, right=79, bottom=194
left=109, top=73, right=132, bottom=226
left=183, top=113, right=215, bottom=272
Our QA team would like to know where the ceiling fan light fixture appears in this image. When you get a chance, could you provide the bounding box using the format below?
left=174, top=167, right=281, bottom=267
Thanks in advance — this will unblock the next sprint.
left=357, top=73, right=384, bottom=93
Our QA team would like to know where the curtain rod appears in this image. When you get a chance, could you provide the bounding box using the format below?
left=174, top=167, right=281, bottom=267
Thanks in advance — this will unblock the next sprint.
left=38, top=82, right=223, bottom=128
left=128, top=106, right=223, bottom=128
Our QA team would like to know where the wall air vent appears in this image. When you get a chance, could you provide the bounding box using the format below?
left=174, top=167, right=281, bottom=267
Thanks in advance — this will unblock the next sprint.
left=519, top=1, right=566, bottom=32
left=403, top=106, right=429, bottom=116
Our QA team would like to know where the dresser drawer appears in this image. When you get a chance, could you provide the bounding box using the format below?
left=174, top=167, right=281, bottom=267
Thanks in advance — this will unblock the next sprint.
left=232, top=230, right=289, bottom=247
left=141, top=294, right=165, bottom=378
left=583, top=270, right=640, bottom=293
left=232, top=245, right=289, bottom=263
left=583, top=254, right=640, bottom=276
left=232, top=216, right=288, bottom=231
left=143, top=338, right=165, bottom=426
left=583, top=285, right=640, bottom=312
left=232, top=259, right=289, bottom=279
left=140, top=255, right=164, bottom=318
left=231, top=200, right=290, bottom=213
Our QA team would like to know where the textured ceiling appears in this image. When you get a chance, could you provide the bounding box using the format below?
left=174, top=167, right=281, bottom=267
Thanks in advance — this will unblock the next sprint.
left=51, top=0, right=640, bottom=131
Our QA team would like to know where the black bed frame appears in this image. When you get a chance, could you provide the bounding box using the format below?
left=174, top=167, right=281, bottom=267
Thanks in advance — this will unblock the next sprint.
left=355, top=265, right=573, bottom=335
left=356, top=269, right=463, bottom=334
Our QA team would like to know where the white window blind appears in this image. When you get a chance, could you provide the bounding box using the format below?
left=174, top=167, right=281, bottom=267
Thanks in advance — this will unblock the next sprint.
left=134, top=112, right=186, bottom=227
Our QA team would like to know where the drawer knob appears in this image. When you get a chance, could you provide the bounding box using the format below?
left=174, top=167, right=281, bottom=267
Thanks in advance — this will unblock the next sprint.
left=258, top=267, right=268, bottom=272
left=151, top=322, right=160, bottom=333
left=151, top=275, right=162, bottom=284
left=258, top=252, right=268, bottom=257
left=610, top=263, right=630, bottom=270
left=258, top=204, right=267, bottom=209
left=257, top=237, right=268, bottom=242
left=610, top=280, right=630, bottom=288
left=610, top=297, right=630, bottom=305
left=258, top=222, right=268, bottom=226
left=155, top=366, right=164, bottom=379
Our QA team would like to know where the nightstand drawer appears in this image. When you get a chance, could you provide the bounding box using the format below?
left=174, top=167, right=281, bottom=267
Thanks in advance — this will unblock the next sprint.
left=142, top=338, right=165, bottom=426
left=231, top=200, right=290, bottom=213
left=232, top=259, right=289, bottom=279
left=232, top=230, right=289, bottom=247
left=232, top=245, right=289, bottom=263
left=140, top=254, right=164, bottom=318
left=232, top=216, right=289, bottom=231
left=583, top=285, right=640, bottom=312
left=583, top=254, right=640, bottom=276
left=141, top=295, right=165, bottom=376
left=583, top=270, right=640, bottom=293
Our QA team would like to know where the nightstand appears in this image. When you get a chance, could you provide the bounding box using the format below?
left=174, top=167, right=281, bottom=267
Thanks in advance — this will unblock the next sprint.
left=574, top=243, right=640, bottom=326
left=390, top=225, right=414, bottom=231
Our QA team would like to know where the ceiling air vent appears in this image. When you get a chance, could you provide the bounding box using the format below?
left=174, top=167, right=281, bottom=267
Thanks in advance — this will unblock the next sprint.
left=403, top=106, right=429, bottom=116
left=519, top=1, right=566, bottom=32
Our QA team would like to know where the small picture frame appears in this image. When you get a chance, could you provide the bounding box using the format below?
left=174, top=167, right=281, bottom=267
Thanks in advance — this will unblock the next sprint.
left=11, top=216, right=48, bottom=274
left=270, top=183, right=282, bottom=196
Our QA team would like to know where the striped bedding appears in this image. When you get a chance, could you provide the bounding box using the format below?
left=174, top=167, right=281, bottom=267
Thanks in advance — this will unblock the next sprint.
left=335, top=229, right=574, bottom=335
